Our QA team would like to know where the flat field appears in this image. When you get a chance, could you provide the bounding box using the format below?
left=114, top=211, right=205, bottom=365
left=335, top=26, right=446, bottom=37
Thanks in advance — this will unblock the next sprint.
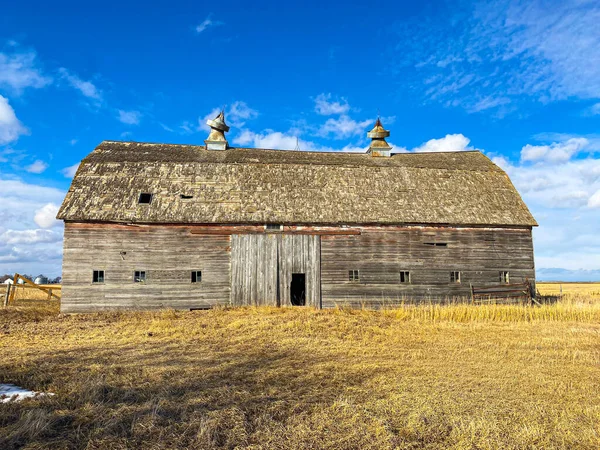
left=1, top=296, right=599, bottom=449
left=537, top=282, right=600, bottom=297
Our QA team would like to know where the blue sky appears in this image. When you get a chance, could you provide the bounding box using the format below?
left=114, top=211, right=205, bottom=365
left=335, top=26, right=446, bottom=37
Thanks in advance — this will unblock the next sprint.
left=1, top=0, right=600, bottom=280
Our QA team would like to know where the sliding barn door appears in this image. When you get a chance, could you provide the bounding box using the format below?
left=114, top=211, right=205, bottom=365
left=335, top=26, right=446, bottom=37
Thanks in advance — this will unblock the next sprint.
left=279, top=235, right=321, bottom=308
left=231, top=234, right=278, bottom=306
left=230, top=234, right=321, bottom=307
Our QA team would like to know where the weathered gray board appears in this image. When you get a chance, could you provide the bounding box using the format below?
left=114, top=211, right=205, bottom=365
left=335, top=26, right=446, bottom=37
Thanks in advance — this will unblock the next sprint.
left=230, top=234, right=321, bottom=307
left=320, top=226, right=535, bottom=308
left=61, top=224, right=231, bottom=313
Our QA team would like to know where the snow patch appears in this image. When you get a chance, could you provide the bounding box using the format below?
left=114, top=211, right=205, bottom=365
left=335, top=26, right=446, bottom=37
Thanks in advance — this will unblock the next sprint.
left=0, top=384, right=54, bottom=403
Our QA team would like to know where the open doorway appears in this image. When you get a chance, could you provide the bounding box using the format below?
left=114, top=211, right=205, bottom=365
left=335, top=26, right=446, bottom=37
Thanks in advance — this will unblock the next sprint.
left=290, top=273, right=306, bottom=306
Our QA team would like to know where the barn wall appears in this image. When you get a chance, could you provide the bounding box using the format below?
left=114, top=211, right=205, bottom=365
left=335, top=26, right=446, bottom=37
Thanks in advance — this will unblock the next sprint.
left=321, top=226, right=535, bottom=308
left=61, top=223, right=535, bottom=312
left=61, top=223, right=231, bottom=313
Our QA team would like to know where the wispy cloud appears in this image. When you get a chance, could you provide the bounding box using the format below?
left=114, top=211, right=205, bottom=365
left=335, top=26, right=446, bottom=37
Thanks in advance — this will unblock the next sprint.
left=521, top=138, right=590, bottom=163
left=58, top=68, right=102, bottom=101
left=24, top=160, right=48, bottom=174
left=195, top=15, right=224, bottom=34
left=0, top=49, right=52, bottom=94
left=392, top=0, right=600, bottom=114
left=0, top=95, right=28, bottom=145
left=61, top=163, right=79, bottom=178
left=317, top=115, right=371, bottom=140
left=117, top=109, right=142, bottom=125
left=314, top=93, right=350, bottom=115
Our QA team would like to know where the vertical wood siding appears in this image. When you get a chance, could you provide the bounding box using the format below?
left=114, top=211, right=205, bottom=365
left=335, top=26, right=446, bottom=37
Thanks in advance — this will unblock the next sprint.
left=230, top=234, right=321, bottom=307
left=278, top=235, right=321, bottom=308
left=230, top=234, right=278, bottom=306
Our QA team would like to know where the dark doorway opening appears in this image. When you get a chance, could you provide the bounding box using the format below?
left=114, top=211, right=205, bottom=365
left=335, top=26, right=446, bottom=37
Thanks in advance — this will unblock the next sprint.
left=290, top=273, right=306, bottom=306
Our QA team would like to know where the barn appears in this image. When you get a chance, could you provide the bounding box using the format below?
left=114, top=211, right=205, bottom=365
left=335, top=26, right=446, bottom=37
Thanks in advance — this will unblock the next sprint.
left=56, top=112, right=537, bottom=313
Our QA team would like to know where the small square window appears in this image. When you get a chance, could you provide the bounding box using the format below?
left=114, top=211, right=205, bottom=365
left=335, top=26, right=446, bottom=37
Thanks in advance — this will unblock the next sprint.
left=191, top=271, right=202, bottom=283
left=92, top=270, right=104, bottom=283
left=349, top=270, right=360, bottom=282
left=499, top=271, right=510, bottom=284
left=450, top=271, right=461, bottom=283
left=265, top=224, right=283, bottom=231
left=138, top=193, right=153, bottom=204
left=134, top=270, right=146, bottom=283
left=400, top=271, right=411, bottom=283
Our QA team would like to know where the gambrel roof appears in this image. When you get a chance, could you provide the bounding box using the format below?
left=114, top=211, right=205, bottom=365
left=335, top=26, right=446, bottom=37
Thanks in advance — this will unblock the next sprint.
left=57, top=141, right=537, bottom=227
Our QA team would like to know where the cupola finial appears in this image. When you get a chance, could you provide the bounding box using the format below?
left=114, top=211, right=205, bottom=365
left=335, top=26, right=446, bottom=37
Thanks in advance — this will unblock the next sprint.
left=205, top=110, right=230, bottom=150
left=367, top=117, right=392, bottom=157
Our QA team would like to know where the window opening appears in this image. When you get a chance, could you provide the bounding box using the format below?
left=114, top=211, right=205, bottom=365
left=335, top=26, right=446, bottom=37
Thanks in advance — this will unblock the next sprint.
left=400, top=271, right=411, bottom=283
left=138, top=193, right=153, bottom=204
left=134, top=271, right=146, bottom=282
left=92, top=270, right=104, bottom=283
left=191, top=271, right=202, bottom=283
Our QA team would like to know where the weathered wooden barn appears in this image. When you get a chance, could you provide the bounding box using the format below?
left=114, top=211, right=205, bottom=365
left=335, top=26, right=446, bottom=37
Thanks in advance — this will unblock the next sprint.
left=57, top=112, right=537, bottom=313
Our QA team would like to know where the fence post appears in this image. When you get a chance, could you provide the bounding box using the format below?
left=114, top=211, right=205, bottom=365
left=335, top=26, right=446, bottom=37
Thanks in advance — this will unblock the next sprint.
left=470, top=283, right=474, bottom=304
left=4, top=284, right=11, bottom=308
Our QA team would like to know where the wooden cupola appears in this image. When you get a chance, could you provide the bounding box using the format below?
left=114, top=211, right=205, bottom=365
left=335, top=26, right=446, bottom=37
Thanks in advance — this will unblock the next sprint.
left=205, top=110, right=230, bottom=150
left=367, top=118, right=392, bottom=157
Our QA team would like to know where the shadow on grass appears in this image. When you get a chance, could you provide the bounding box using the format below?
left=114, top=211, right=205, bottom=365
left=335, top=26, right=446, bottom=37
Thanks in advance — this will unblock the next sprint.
left=0, top=336, right=381, bottom=449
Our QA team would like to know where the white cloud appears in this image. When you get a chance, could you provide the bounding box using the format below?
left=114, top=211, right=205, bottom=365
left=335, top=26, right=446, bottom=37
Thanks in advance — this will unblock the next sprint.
left=25, top=160, right=48, bottom=174
left=199, top=102, right=258, bottom=131
left=0, top=178, right=65, bottom=276
left=33, top=203, right=60, bottom=228
left=0, top=95, right=28, bottom=145
left=61, top=163, right=80, bottom=178
left=587, top=103, right=600, bottom=116
left=69, top=139, right=78, bottom=146
left=314, top=93, right=350, bottom=115
left=58, top=68, right=102, bottom=101
left=233, top=129, right=317, bottom=151
left=318, top=115, right=371, bottom=139
left=412, top=134, right=473, bottom=153
left=394, top=0, right=600, bottom=113
left=521, top=138, right=589, bottom=163
left=588, top=190, right=600, bottom=209
left=117, top=109, right=142, bottom=125
left=2, top=228, right=61, bottom=245
left=0, top=50, right=52, bottom=94
left=195, top=15, right=224, bottom=33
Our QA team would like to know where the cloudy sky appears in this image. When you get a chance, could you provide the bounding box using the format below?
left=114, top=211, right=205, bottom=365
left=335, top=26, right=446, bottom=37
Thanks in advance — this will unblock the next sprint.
left=1, top=0, right=599, bottom=280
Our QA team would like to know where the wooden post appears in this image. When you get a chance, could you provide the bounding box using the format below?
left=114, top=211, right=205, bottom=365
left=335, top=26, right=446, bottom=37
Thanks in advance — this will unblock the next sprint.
left=4, top=283, right=11, bottom=308
left=470, top=283, right=474, bottom=304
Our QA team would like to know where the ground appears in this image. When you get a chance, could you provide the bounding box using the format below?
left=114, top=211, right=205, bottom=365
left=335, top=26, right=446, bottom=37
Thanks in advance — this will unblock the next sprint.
left=0, top=286, right=599, bottom=449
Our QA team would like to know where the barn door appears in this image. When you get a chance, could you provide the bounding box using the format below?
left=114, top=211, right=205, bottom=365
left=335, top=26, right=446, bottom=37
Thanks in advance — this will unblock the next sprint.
left=230, top=234, right=321, bottom=308
left=278, top=235, right=321, bottom=308
left=230, top=234, right=278, bottom=306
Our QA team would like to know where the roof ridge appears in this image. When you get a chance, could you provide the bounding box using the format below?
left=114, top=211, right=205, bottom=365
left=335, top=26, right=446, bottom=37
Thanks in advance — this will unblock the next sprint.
left=100, top=140, right=483, bottom=156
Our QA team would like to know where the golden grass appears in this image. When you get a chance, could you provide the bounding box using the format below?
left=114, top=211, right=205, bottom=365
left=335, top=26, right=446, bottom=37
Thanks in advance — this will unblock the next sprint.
left=537, top=282, right=600, bottom=298
left=1, top=284, right=61, bottom=301
left=1, top=300, right=599, bottom=449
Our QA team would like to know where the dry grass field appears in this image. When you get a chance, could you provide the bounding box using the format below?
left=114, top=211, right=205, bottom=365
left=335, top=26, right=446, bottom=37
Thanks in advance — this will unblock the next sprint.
left=1, top=285, right=61, bottom=302
left=537, top=282, right=600, bottom=297
left=1, top=290, right=599, bottom=449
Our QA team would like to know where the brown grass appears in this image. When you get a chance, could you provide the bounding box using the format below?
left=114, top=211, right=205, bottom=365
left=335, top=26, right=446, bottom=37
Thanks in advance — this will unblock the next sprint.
left=1, top=299, right=599, bottom=449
